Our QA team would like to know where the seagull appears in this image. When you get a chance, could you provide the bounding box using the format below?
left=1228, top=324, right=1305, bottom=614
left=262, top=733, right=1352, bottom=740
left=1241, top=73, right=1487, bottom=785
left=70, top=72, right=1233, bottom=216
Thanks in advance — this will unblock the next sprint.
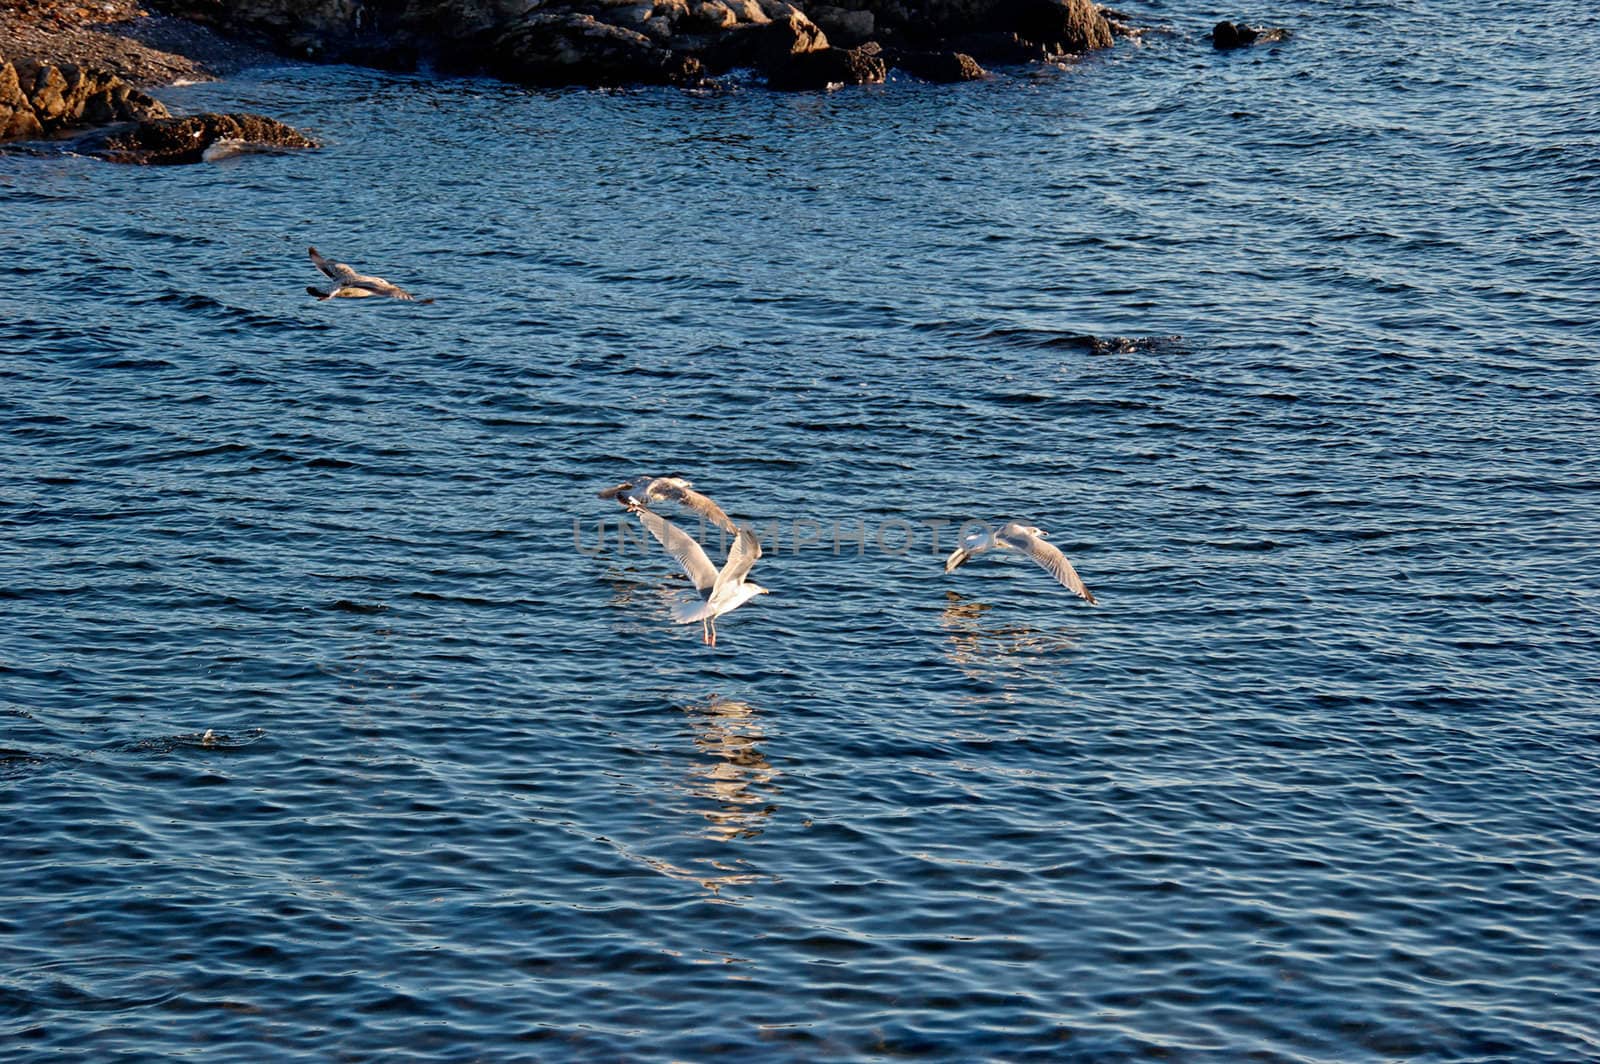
left=598, top=475, right=739, bottom=535
left=632, top=507, right=769, bottom=646
left=306, top=246, right=430, bottom=302
left=945, top=522, right=1097, bottom=605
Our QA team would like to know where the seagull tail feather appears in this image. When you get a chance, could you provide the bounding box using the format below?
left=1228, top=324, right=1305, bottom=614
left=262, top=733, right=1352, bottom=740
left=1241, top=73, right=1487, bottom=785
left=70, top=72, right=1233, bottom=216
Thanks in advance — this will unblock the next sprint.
left=672, top=598, right=715, bottom=625
left=944, top=547, right=970, bottom=573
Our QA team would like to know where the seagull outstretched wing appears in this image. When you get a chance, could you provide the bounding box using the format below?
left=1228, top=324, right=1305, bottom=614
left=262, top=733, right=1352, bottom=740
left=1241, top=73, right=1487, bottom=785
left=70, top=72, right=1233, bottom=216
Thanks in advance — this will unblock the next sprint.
left=633, top=508, right=719, bottom=592
left=996, top=523, right=1097, bottom=605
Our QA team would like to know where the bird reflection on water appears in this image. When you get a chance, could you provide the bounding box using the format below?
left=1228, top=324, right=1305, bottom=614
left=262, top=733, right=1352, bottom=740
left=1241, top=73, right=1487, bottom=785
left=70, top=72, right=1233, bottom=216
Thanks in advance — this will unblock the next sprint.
left=940, top=591, right=1085, bottom=678
left=682, top=695, right=779, bottom=845
left=594, top=696, right=779, bottom=896
left=600, top=565, right=697, bottom=634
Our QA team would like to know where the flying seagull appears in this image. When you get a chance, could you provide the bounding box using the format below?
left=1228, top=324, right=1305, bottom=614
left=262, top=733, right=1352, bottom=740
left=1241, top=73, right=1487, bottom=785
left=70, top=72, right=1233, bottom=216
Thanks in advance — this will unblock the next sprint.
left=306, top=246, right=430, bottom=302
left=598, top=475, right=739, bottom=535
left=633, top=507, right=769, bottom=646
left=945, top=522, right=1097, bottom=605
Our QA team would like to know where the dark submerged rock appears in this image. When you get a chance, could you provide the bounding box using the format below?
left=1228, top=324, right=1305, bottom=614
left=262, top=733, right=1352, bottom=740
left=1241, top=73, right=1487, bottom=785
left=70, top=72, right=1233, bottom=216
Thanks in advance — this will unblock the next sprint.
left=81, top=112, right=317, bottom=164
left=886, top=48, right=987, bottom=82
left=1210, top=20, right=1256, bottom=48
left=1210, top=19, right=1290, bottom=49
left=766, top=43, right=886, bottom=90
left=942, top=30, right=1047, bottom=64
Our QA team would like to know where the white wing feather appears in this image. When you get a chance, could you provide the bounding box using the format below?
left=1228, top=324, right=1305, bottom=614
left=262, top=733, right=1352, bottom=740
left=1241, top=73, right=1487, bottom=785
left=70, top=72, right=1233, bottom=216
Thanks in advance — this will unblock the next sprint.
left=633, top=508, right=719, bottom=591
left=714, top=528, right=762, bottom=593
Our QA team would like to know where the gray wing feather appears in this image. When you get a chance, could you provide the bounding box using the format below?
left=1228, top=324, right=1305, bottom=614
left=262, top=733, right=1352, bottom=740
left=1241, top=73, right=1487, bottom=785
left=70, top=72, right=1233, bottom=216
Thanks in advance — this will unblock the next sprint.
left=634, top=508, right=719, bottom=591
left=999, top=525, right=1097, bottom=605
left=346, top=277, right=408, bottom=296
left=309, top=247, right=359, bottom=284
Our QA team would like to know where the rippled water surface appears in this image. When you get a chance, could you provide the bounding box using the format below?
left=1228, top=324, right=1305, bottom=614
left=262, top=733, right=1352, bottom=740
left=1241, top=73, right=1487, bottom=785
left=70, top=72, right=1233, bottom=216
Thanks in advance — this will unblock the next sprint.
left=3, top=0, right=1598, bottom=1058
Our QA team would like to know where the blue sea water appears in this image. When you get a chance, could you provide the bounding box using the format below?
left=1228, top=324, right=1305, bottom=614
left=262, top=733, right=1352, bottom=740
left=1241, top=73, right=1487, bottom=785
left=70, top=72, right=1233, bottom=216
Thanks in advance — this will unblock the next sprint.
left=2, top=0, right=1598, bottom=1058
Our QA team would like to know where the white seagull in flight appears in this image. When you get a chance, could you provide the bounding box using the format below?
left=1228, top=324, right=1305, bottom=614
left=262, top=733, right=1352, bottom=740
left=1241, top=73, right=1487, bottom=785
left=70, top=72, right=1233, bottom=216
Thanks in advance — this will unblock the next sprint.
left=306, top=246, right=430, bottom=302
left=633, top=508, right=769, bottom=646
left=945, top=522, right=1098, bottom=605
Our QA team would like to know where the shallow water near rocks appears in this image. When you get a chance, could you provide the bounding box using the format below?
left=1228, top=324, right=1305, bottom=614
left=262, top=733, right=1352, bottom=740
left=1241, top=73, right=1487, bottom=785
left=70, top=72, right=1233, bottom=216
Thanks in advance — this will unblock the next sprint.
left=2, top=1, right=1598, bottom=1058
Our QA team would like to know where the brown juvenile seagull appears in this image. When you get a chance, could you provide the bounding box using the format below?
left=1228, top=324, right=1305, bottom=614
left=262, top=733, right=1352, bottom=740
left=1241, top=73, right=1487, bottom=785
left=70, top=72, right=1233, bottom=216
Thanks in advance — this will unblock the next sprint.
left=944, top=522, right=1098, bottom=605
left=306, top=246, right=430, bottom=302
left=598, top=475, right=739, bottom=535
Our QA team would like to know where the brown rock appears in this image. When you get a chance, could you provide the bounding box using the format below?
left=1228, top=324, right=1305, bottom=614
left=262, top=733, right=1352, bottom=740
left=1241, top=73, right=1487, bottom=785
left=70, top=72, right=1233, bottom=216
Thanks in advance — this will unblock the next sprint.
left=485, top=12, right=706, bottom=88
left=686, top=0, right=738, bottom=31
left=3, top=0, right=1111, bottom=98
left=0, top=57, right=167, bottom=140
left=0, top=61, right=47, bottom=139
left=85, top=112, right=318, bottom=163
left=26, top=60, right=74, bottom=121
left=766, top=43, right=884, bottom=90
left=809, top=0, right=1111, bottom=53
left=700, top=9, right=828, bottom=72
left=992, top=0, right=1111, bottom=54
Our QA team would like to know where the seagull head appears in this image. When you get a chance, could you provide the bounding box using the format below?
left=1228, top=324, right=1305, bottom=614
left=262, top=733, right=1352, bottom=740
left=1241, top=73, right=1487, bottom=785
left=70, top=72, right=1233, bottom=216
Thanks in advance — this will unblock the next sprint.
left=723, top=582, right=770, bottom=613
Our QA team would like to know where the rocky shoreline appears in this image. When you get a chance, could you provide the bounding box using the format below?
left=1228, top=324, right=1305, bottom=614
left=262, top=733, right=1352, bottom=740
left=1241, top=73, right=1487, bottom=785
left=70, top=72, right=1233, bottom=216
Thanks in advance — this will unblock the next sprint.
left=0, top=1, right=279, bottom=85
left=1, top=0, right=291, bottom=149
left=137, top=0, right=1128, bottom=89
left=1, top=0, right=1158, bottom=159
